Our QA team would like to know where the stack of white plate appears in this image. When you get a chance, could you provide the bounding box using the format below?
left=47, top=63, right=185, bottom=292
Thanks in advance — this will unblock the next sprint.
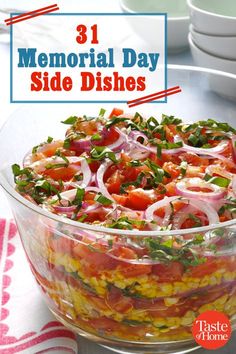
left=187, top=0, right=236, bottom=74
left=120, top=0, right=190, bottom=53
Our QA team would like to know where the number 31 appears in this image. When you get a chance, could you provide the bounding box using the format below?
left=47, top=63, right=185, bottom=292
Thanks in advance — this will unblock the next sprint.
left=76, top=24, right=99, bottom=44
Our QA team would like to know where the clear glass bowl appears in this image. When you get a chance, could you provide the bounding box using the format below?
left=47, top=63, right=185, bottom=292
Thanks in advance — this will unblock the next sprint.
left=1, top=65, right=236, bottom=354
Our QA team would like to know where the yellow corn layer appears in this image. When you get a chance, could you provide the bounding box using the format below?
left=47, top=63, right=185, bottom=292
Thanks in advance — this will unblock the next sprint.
left=50, top=252, right=236, bottom=299
left=38, top=276, right=236, bottom=342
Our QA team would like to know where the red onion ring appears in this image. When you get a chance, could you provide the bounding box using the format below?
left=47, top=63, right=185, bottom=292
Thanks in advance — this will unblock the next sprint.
left=96, top=161, right=114, bottom=201
left=70, top=139, right=91, bottom=152
left=231, top=136, right=236, bottom=163
left=182, top=141, right=229, bottom=155
left=28, top=156, right=83, bottom=172
left=145, top=196, right=219, bottom=226
left=175, top=177, right=226, bottom=201
left=78, top=159, right=92, bottom=188
left=172, top=205, right=196, bottom=229
left=205, top=165, right=233, bottom=179
left=129, top=130, right=149, bottom=144
left=187, top=199, right=219, bottom=225
left=145, top=196, right=180, bottom=222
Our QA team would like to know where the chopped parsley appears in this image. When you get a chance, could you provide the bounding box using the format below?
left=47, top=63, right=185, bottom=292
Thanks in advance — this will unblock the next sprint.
left=90, top=146, right=118, bottom=163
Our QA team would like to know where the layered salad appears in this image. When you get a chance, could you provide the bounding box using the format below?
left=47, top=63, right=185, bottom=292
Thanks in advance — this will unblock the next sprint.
left=13, top=108, right=236, bottom=341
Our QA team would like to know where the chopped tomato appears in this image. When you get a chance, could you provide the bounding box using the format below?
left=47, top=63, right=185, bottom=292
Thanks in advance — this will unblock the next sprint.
left=106, top=286, right=133, bottom=313
left=43, top=164, right=80, bottom=181
left=180, top=153, right=209, bottom=166
left=119, top=263, right=152, bottom=277
left=149, top=303, right=191, bottom=318
left=89, top=160, right=100, bottom=173
left=109, top=108, right=124, bottom=118
left=111, top=246, right=137, bottom=260
left=186, top=165, right=206, bottom=178
left=94, top=127, right=120, bottom=147
left=112, top=194, right=127, bottom=206
left=162, top=162, right=180, bottom=180
left=106, top=170, right=124, bottom=194
left=126, top=189, right=155, bottom=210
left=165, top=126, right=174, bottom=142
left=165, top=181, right=177, bottom=196
left=152, top=261, right=184, bottom=282
left=73, top=243, right=118, bottom=272
left=49, top=236, right=77, bottom=254
left=88, top=317, right=119, bottom=332
left=38, top=141, right=64, bottom=157
left=188, top=258, right=218, bottom=277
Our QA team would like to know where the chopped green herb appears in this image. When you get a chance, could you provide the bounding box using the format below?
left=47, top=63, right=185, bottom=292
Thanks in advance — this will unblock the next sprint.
left=72, top=187, right=85, bottom=207
left=99, top=108, right=106, bottom=117
left=91, top=133, right=102, bottom=141
left=188, top=214, right=203, bottom=227
left=208, top=176, right=230, bottom=188
left=45, top=163, right=68, bottom=170
left=90, top=146, right=118, bottom=163
left=61, top=116, right=78, bottom=125
left=161, top=114, right=182, bottom=125
left=95, top=193, right=113, bottom=206
left=63, top=138, right=71, bottom=149
left=180, top=161, right=188, bottom=176
left=47, top=136, right=53, bottom=143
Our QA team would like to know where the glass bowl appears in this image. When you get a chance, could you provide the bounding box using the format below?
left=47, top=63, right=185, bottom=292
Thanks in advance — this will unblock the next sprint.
left=1, top=65, right=236, bottom=354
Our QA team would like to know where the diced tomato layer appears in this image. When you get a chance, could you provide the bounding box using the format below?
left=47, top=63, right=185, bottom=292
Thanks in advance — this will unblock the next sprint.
left=152, top=261, right=184, bottom=282
left=119, top=263, right=152, bottom=277
left=106, top=286, right=133, bottom=313
left=188, top=258, right=219, bottom=277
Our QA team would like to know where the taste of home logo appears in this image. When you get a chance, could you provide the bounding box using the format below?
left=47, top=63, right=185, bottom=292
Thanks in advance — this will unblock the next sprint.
left=192, top=310, right=232, bottom=350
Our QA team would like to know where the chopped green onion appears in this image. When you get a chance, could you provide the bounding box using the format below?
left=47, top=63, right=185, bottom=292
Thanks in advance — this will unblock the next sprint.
left=61, top=116, right=78, bottom=125
left=99, top=108, right=106, bottom=117
left=95, top=193, right=113, bottom=206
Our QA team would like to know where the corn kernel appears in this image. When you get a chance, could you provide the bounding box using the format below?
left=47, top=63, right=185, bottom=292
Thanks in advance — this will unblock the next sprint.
left=160, top=284, right=173, bottom=296
left=180, top=311, right=195, bottom=326
left=164, top=297, right=179, bottom=306
left=198, top=303, right=214, bottom=313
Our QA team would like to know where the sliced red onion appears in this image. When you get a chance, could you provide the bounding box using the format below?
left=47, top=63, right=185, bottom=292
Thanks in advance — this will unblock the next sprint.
left=231, top=136, right=236, bottom=163
left=232, top=175, right=236, bottom=196
left=205, top=165, right=233, bottom=179
left=106, top=251, right=162, bottom=265
left=145, top=195, right=219, bottom=226
left=96, top=161, right=114, bottom=201
left=28, top=156, right=84, bottom=173
left=172, top=205, right=196, bottom=229
left=107, top=130, right=128, bottom=152
left=78, top=203, right=101, bottom=215
left=187, top=199, right=219, bottom=225
left=161, top=203, right=172, bottom=227
left=175, top=177, right=226, bottom=201
left=78, top=158, right=92, bottom=188
left=70, top=139, right=91, bottom=152
left=53, top=205, right=77, bottom=213
left=85, top=186, right=100, bottom=193
left=52, top=204, right=77, bottom=218
left=129, top=149, right=150, bottom=160
left=129, top=130, right=149, bottom=144
left=182, top=141, right=229, bottom=155
left=23, top=153, right=33, bottom=167
left=200, top=152, right=235, bottom=167
left=145, top=196, right=181, bottom=221
left=52, top=188, right=77, bottom=202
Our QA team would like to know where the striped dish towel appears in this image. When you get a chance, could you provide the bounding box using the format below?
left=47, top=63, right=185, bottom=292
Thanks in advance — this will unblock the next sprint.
left=0, top=219, right=78, bottom=354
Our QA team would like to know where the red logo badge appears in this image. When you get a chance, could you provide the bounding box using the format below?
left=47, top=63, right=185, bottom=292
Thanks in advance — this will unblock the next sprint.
left=192, top=310, right=232, bottom=350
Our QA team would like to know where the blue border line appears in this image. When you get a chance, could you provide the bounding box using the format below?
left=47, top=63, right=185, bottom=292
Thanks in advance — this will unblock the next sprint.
left=10, top=13, right=167, bottom=104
